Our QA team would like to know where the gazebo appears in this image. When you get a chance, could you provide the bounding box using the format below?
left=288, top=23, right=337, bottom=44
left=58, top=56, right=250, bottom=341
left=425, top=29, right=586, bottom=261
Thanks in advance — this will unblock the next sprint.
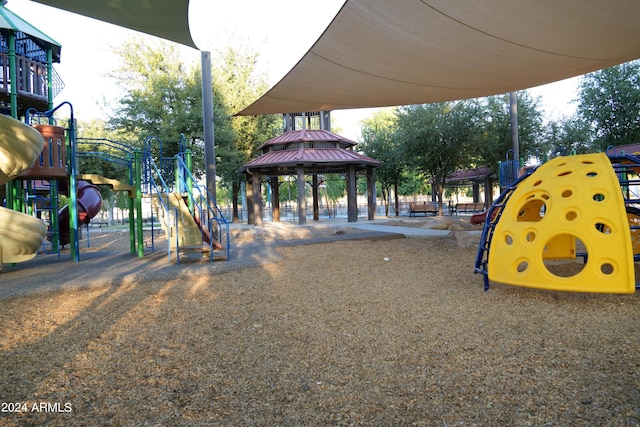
left=238, top=129, right=380, bottom=225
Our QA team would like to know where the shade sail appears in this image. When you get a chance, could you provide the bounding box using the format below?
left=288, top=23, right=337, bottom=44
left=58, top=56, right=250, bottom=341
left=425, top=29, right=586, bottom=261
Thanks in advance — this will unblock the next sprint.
left=237, top=0, right=640, bottom=116
left=31, top=0, right=197, bottom=49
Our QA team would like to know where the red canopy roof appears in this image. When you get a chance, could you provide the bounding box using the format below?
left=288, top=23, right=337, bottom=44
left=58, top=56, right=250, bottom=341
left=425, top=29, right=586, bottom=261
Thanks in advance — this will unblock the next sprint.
left=259, top=129, right=357, bottom=150
left=239, top=129, right=380, bottom=174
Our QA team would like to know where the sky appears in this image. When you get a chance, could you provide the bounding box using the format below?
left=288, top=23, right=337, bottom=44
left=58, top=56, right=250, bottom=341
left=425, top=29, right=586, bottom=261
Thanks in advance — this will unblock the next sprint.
left=7, top=0, right=580, bottom=141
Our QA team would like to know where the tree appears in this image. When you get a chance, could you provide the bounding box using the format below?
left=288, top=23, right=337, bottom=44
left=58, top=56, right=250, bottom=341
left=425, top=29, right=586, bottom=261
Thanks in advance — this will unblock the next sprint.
left=476, top=92, right=545, bottom=168
left=108, top=37, right=205, bottom=164
left=395, top=101, right=482, bottom=214
left=211, top=44, right=280, bottom=221
left=577, top=60, right=640, bottom=150
left=360, top=110, right=403, bottom=216
left=542, top=115, right=592, bottom=157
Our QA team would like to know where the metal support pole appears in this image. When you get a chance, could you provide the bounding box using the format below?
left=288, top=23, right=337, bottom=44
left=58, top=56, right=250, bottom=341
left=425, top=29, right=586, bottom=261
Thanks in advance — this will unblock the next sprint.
left=8, top=31, right=17, bottom=117
left=47, top=48, right=53, bottom=110
left=134, top=150, right=144, bottom=258
left=201, top=51, right=216, bottom=204
left=68, top=114, right=79, bottom=262
left=510, top=91, right=519, bottom=162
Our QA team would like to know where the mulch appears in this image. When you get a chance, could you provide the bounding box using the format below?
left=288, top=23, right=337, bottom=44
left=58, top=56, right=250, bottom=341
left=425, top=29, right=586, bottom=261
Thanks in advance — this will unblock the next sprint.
left=0, top=224, right=639, bottom=426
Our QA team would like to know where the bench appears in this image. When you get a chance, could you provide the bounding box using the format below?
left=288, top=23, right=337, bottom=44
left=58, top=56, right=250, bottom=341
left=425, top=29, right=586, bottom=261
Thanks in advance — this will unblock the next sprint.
left=455, top=202, right=485, bottom=214
left=90, top=220, right=108, bottom=228
left=409, top=202, right=438, bottom=216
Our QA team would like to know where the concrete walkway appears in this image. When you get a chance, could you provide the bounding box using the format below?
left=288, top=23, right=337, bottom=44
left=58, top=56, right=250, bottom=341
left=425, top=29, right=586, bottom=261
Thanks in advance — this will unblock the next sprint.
left=345, top=222, right=451, bottom=237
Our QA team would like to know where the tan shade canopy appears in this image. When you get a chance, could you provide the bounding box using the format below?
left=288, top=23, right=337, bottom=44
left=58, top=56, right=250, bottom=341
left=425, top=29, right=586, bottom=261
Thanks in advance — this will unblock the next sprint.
left=32, top=0, right=197, bottom=49
left=237, top=0, right=640, bottom=116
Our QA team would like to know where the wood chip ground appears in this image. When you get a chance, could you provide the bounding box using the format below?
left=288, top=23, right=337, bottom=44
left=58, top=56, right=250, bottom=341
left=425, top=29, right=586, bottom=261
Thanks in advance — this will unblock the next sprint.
left=0, top=220, right=639, bottom=426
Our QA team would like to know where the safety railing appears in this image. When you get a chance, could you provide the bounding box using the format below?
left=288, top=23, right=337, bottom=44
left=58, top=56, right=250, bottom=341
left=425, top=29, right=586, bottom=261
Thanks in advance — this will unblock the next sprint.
left=144, top=155, right=180, bottom=262
left=174, top=154, right=230, bottom=261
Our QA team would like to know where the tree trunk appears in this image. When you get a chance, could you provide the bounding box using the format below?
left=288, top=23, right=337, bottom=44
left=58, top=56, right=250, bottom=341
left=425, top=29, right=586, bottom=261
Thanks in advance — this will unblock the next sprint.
left=434, top=175, right=445, bottom=216
left=382, top=186, right=389, bottom=216
left=232, top=181, right=240, bottom=222
left=394, top=182, right=400, bottom=216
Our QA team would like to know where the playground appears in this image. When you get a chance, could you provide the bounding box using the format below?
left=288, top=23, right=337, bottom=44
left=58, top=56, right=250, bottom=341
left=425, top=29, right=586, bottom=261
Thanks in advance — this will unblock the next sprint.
left=0, top=221, right=639, bottom=426
left=1, top=3, right=639, bottom=425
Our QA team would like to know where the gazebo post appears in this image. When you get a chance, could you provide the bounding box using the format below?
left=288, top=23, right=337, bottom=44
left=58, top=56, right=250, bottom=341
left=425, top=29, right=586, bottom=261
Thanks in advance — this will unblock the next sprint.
left=473, top=182, right=480, bottom=204
left=312, top=174, right=319, bottom=221
left=271, top=175, right=280, bottom=222
left=297, top=165, right=306, bottom=225
left=246, top=173, right=255, bottom=225
left=347, top=164, right=357, bottom=222
left=367, top=167, right=376, bottom=220
left=253, top=171, right=263, bottom=226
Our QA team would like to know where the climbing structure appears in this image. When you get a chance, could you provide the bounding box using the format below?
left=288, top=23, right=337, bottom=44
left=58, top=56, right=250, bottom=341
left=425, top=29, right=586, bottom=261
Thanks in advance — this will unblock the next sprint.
left=475, top=152, right=636, bottom=294
left=142, top=136, right=230, bottom=263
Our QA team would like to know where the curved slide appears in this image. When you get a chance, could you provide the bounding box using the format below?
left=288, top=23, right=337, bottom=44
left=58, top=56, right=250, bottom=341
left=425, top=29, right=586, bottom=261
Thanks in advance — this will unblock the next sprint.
left=0, top=114, right=47, bottom=264
left=58, top=180, right=102, bottom=246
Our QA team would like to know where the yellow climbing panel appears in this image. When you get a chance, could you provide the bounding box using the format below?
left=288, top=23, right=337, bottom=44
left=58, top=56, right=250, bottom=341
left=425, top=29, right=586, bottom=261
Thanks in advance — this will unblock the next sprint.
left=488, top=153, right=635, bottom=294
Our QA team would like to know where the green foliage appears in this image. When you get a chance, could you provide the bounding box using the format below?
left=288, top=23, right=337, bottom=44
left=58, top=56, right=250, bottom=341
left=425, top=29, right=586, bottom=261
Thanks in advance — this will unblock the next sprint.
left=398, top=169, right=428, bottom=196
left=577, top=60, right=640, bottom=150
left=321, top=174, right=346, bottom=201
left=211, top=44, right=280, bottom=188
left=360, top=110, right=402, bottom=208
left=108, top=37, right=203, bottom=159
left=395, top=100, right=483, bottom=208
left=542, top=115, right=592, bottom=157
left=476, top=92, right=545, bottom=168
left=107, top=38, right=235, bottom=183
left=106, top=36, right=279, bottom=218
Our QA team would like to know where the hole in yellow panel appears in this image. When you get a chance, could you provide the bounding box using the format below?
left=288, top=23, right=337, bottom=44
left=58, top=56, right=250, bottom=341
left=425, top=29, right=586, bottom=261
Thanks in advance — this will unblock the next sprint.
left=600, top=263, right=614, bottom=275
left=516, top=260, right=528, bottom=273
left=558, top=170, right=573, bottom=177
left=581, top=160, right=595, bottom=165
left=517, top=198, right=546, bottom=222
left=543, top=235, right=587, bottom=278
left=505, top=234, right=514, bottom=245
left=586, top=171, right=598, bottom=177
left=593, top=193, right=605, bottom=202
left=525, top=231, right=536, bottom=242
left=533, top=180, right=542, bottom=187
left=565, top=211, right=577, bottom=221
left=595, top=222, right=612, bottom=234
left=561, top=189, right=572, bottom=198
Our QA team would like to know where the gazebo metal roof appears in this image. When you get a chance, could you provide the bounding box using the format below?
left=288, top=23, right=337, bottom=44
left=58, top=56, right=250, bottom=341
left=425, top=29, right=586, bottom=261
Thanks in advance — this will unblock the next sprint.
left=259, top=129, right=357, bottom=149
left=240, top=148, right=380, bottom=173
left=239, top=129, right=380, bottom=175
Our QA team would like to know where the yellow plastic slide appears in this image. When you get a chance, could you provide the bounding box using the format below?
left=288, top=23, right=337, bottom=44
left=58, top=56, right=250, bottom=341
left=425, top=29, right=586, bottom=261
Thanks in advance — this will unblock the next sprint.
left=0, top=114, right=46, bottom=264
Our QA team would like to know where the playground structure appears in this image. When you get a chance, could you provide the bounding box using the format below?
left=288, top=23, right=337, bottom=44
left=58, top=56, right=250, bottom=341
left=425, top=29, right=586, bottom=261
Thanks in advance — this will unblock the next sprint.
left=0, top=114, right=47, bottom=265
left=140, top=135, right=230, bottom=263
left=3, top=111, right=230, bottom=266
left=0, top=6, right=228, bottom=268
left=474, top=151, right=640, bottom=294
left=11, top=111, right=231, bottom=265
